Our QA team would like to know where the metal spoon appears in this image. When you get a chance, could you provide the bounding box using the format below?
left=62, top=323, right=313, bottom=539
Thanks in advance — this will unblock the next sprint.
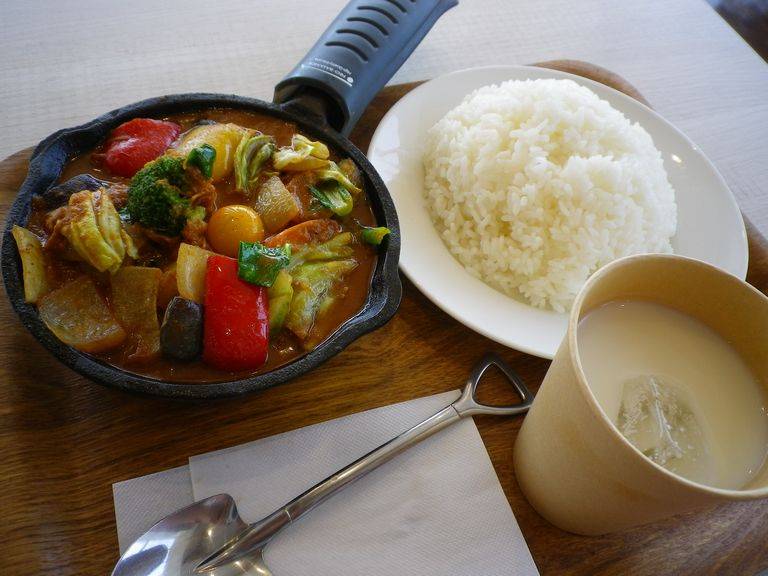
left=112, top=353, right=533, bottom=576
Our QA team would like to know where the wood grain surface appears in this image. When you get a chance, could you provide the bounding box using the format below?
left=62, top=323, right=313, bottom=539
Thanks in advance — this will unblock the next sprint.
left=1, top=64, right=768, bottom=575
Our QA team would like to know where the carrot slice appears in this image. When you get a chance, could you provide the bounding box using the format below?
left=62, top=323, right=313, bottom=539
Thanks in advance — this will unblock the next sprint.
left=263, top=219, right=341, bottom=248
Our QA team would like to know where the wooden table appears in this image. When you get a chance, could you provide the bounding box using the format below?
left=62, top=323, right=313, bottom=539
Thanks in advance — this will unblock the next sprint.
left=2, top=70, right=768, bottom=573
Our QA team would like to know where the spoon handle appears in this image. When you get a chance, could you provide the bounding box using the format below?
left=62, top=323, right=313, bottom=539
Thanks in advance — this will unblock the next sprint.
left=285, top=351, right=534, bottom=519
left=198, top=353, right=533, bottom=572
left=285, top=404, right=460, bottom=519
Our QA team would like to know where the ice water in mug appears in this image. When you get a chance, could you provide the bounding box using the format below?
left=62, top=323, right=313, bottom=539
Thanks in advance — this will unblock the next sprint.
left=577, top=300, right=768, bottom=489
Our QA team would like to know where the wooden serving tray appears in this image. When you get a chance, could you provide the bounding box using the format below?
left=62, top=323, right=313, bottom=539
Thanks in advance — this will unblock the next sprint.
left=1, top=61, right=767, bottom=575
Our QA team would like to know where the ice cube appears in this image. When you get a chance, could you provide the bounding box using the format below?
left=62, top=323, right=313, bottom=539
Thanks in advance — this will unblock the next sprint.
left=617, top=375, right=713, bottom=483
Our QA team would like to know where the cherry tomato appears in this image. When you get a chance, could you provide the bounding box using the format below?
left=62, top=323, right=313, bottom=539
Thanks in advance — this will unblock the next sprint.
left=207, top=205, right=265, bottom=257
left=103, top=118, right=181, bottom=177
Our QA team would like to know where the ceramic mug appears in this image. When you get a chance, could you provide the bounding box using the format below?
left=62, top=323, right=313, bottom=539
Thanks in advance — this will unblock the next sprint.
left=513, top=254, right=768, bottom=535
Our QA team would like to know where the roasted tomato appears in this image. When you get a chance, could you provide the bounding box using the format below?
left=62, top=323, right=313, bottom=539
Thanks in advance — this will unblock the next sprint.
left=102, top=118, right=181, bottom=177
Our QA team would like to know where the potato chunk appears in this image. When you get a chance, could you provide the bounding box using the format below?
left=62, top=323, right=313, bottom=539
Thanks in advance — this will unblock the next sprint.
left=39, top=276, right=126, bottom=353
left=174, top=123, right=248, bottom=182
left=111, top=266, right=162, bottom=360
left=11, top=225, right=50, bottom=303
left=176, top=242, right=213, bottom=303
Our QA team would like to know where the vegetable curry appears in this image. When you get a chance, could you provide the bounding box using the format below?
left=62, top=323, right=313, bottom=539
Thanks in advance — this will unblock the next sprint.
left=13, top=110, right=388, bottom=382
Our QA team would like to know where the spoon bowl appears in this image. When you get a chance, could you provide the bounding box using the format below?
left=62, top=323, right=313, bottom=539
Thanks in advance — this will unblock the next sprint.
left=112, top=495, right=254, bottom=576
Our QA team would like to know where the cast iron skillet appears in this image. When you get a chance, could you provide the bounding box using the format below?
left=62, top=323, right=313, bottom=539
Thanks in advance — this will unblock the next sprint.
left=1, top=0, right=459, bottom=399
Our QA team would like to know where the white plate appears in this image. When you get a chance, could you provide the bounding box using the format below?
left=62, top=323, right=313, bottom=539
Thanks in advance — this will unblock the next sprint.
left=368, top=65, right=748, bottom=359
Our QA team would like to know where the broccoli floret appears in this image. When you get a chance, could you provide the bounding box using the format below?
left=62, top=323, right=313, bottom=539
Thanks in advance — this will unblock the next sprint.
left=125, top=155, right=203, bottom=236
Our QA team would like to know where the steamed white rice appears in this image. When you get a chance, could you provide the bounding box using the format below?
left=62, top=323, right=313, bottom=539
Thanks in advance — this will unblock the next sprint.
left=423, top=78, right=677, bottom=312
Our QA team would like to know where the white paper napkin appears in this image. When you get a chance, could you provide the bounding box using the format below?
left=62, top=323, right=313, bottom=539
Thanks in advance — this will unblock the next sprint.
left=113, top=464, right=195, bottom=552
left=113, top=391, right=538, bottom=575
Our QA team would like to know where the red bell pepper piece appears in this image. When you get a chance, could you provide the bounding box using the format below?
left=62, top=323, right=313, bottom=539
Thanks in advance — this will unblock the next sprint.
left=203, top=254, right=269, bottom=371
left=103, top=118, right=181, bottom=177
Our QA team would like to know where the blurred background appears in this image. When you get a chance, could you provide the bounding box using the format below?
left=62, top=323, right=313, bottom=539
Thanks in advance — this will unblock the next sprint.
left=1, top=0, right=766, bottom=176
left=708, top=0, right=767, bottom=60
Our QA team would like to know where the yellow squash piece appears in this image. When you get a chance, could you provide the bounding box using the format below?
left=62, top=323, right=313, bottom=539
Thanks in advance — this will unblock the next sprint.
left=11, top=225, right=50, bottom=303
left=38, top=276, right=126, bottom=353
left=111, top=266, right=162, bottom=360
left=176, top=243, right=214, bottom=303
left=175, top=123, right=248, bottom=181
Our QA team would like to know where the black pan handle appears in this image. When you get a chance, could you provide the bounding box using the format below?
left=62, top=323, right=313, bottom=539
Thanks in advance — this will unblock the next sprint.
left=274, top=0, right=458, bottom=135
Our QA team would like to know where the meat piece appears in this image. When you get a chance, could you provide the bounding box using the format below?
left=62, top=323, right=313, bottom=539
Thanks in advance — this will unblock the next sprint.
left=106, top=182, right=129, bottom=210
left=263, top=219, right=341, bottom=248
left=187, top=167, right=218, bottom=214
left=181, top=216, right=209, bottom=249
